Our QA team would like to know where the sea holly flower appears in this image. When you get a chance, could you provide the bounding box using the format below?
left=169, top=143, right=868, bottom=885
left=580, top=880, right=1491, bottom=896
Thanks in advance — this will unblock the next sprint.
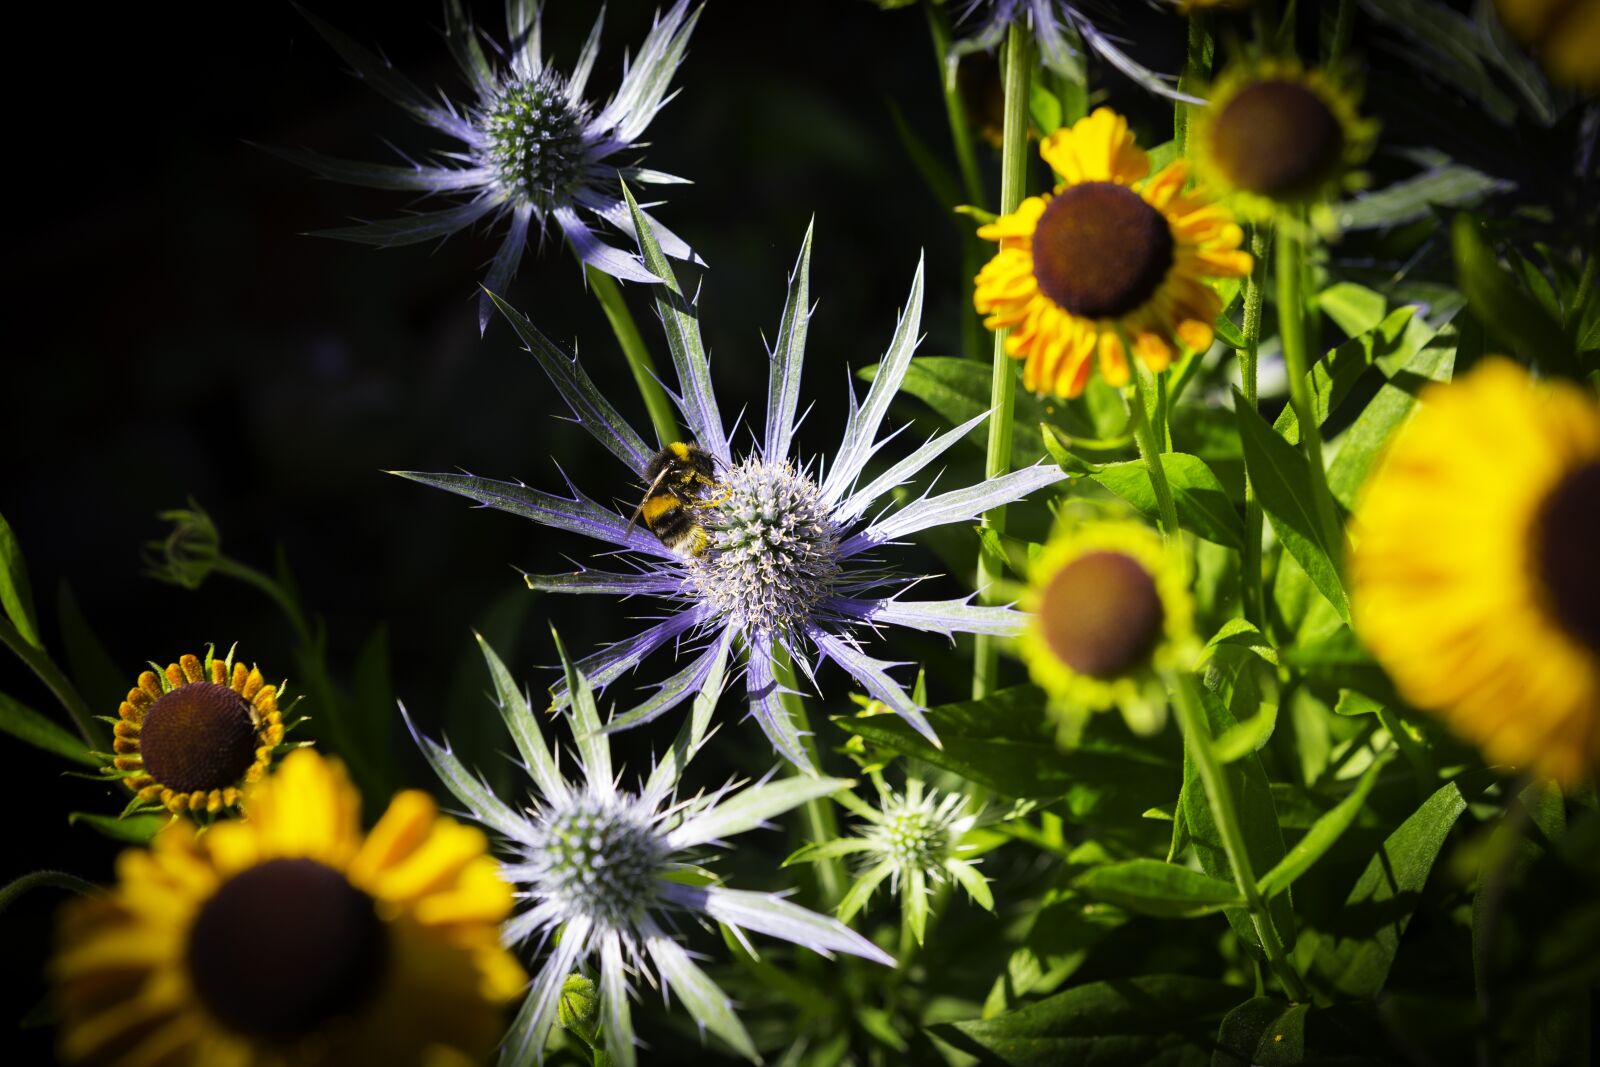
left=407, top=634, right=894, bottom=1066
left=1019, top=520, right=1197, bottom=741
left=397, top=197, right=1066, bottom=769
left=950, top=1, right=1188, bottom=100
left=1191, top=56, right=1377, bottom=228
left=1352, top=359, right=1600, bottom=787
left=103, top=647, right=300, bottom=820
left=286, top=1, right=702, bottom=331
left=52, top=750, right=525, bottom=1067
left=791, top=780, right=994, bottom=945
left=973, top=107, right=1252, bottom=399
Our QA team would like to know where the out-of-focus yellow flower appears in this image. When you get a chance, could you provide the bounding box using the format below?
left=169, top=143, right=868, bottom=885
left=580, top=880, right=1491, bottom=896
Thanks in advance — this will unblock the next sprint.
left=53, top=750, right=525, bottom=1066
left=1353, top=359, right=1600, bottom=786
left=1494, top=0, right=1600, bottom=93
left=1021, top=520, right=1197, bottom=739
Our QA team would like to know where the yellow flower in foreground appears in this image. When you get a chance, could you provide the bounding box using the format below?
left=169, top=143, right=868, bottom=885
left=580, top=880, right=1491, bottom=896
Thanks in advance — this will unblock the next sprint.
left=1494, top=0, right=1600, bottom=93
left=1193, top=57, right=1376, bottom=224
left=53, top=750, right=525, bottom=1066
left=974, top=108, right=1251, bottom=399
left=1353, top=359, right=1600, bottom=786
left=107, top=648, right=292, bottom=819
left=1021, top=520, right=1197, bottom=739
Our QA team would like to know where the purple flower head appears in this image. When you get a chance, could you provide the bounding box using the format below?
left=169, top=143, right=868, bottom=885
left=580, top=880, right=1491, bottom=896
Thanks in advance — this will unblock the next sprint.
left=284, top=1, right=702, bottom=332
left=397, top=193, right=1067, bottom=771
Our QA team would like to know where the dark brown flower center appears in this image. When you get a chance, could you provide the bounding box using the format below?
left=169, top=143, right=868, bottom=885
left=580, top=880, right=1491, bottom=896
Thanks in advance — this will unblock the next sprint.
left=1535, top=461, right=1600, bottom=655
left=139, top=682, right=258, bottom=793
left=1031, top=182, right=1175, bottom=320
left=187, top=858, right=388, bottom=1043
left=1209, top=79, right=1345, bottom=198
left=1038, top=550, right=1165, bottom=678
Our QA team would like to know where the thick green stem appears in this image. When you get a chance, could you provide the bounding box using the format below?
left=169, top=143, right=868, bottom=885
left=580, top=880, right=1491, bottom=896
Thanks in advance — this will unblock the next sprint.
left=586, top=266, right=681, bottom=446
left=1171, top=672, right=1310, bottom=1002
left=1127, top=368, right=1181, bottom=540
left=1239, top=226, right=1271, bottom=627
left=1275, top=219, right=1346, bottom=558
left=0, top=617, right=98, bottom=748
left=973, top=24, right=1032, bottom=700
left=773, top=644, right=844, bottom=906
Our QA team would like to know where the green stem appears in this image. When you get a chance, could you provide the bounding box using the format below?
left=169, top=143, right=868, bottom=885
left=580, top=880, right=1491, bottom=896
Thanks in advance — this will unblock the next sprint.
left=586, top=266, right=681, bottom=446
left=1377, top=706, right=1436, bottom=803
left=211, top=557, right=311, bottom=646
left=927, top=4, right=986, bottom=208
left=1176, top=13, right=1213, bottom=158
left=1329, top=0, right=1356, bottom=62
left=0, top=617, right=98, bottom=747
left=1275, top=218, right=1346, bottom=559
left=0, top=869, right=97, bottom=916
left=1171, top=672, right=1310, bottom=1002
left=1127, top=367, right=1181, bottom=540
left=974, top=23, right=1032, bottom=700
left=1240, top=226, right=1272, bottom=628
left=773, top=644, right=845, bottom=907
left=927, top=2, right=988, bottom=360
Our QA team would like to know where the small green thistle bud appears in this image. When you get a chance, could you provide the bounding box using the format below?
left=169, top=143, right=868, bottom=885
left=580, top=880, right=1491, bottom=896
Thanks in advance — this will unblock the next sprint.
left=143, top=500, right=221, bottom=590
left=557, top=973, right=599, bottom=1034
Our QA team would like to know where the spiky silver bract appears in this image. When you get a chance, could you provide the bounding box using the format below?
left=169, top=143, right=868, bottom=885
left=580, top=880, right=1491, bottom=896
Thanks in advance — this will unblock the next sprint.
left=285, top=1, right=702, bottom=331
left=407, top=634, right=892, bottom=1067
left=395, top=194, right=1067, bottom=770
left=951, top=1, right=1191, bottom=102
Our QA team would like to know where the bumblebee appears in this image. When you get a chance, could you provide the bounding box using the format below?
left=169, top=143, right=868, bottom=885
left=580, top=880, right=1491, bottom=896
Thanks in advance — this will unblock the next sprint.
left=628, top=442, right=722, bottom=557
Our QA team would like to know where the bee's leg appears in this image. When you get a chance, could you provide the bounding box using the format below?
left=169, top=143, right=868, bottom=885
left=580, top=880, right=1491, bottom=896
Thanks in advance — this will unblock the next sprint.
left=690, top=486, right=732, bottom=509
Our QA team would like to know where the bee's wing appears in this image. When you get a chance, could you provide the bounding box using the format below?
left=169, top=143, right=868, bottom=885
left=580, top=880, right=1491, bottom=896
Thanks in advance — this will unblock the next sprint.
left=626, top=468, right=675, bottom=532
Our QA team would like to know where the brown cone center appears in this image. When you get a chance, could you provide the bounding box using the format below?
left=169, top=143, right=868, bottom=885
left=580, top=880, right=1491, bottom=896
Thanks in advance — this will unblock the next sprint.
left=1536, top=461, right=1600, bottom=655
left=187, top=858, right=388, bottom=1043
left=1039, top=550, right=1165, bottom=678
left=1031, top=182, right=1175, bottom=320
left=139, top=682, right=258, bottom=793
left=1210, top=79, right=1345, bottom=198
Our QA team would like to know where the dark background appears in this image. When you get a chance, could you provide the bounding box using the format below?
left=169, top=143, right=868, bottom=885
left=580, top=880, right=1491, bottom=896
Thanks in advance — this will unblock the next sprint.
left=0, top=0, right=1196, bottom=1059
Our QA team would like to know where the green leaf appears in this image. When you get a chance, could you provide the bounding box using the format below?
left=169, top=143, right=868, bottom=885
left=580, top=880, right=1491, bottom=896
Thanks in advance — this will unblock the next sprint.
left=1211, top=998, right=1309, bottom=1067
left=0, top=870, right=98, bottom=917
left=1452, top=215, right=1575, bottom=375
left=57, top=584, right=127, bottom=715
left=1214, top=311, right=1247, bottom=350
left=0, top=689, right=95, bottom=766
left=888, top=100, right=961, bottom=210
left=1274, top=306, right=1434, bottom=446
left=874, top=356, right=1050, bottom=464
left=1311, top=776, right=1480, bottom=998
left=69, top=812, right=167, bottom=844
left=1072, top=859, right=1242, bottom=918
left=1213, top=704, right=1278, bottom=764
left=1257, top=753, right=1393, bottom=898
left=1180, top=688, right=1296, bottom=955
left=348, top=626, right=396, bottom=795
left=1325, top=337, right=1456, bottom=509
left=1337, top=165, right=1512, bottom=231
left=1317, top=283, right=1388, bottom=337
left=935, top=975, right=1250, bottom=1067
left=0, top=510, right=42, bottom=650
left=1203, top=619, right=1278, bottom=668
left=831, top=687, right=1177, bottom=816
left=1087, top=454, right=1244, bottom=550
left=1235, top=392, right=1350, bottom=621
left=1282, top=626, right=1400, bottom=706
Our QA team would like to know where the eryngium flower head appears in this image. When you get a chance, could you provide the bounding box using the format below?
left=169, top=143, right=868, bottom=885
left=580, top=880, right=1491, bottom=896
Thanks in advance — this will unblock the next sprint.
left=950, top=1, right=1189, bottom=101
left=408, top=635, right=893, bottom=1066
left=284, top=1, right=701, bottom=331
left=792, top=782, right=993, bottom=945
left=397, top=200, right=1066, bottom=770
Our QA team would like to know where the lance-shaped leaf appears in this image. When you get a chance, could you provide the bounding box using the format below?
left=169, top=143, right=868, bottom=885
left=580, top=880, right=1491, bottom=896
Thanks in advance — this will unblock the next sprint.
left=765, top=221, right=813, bottom=463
